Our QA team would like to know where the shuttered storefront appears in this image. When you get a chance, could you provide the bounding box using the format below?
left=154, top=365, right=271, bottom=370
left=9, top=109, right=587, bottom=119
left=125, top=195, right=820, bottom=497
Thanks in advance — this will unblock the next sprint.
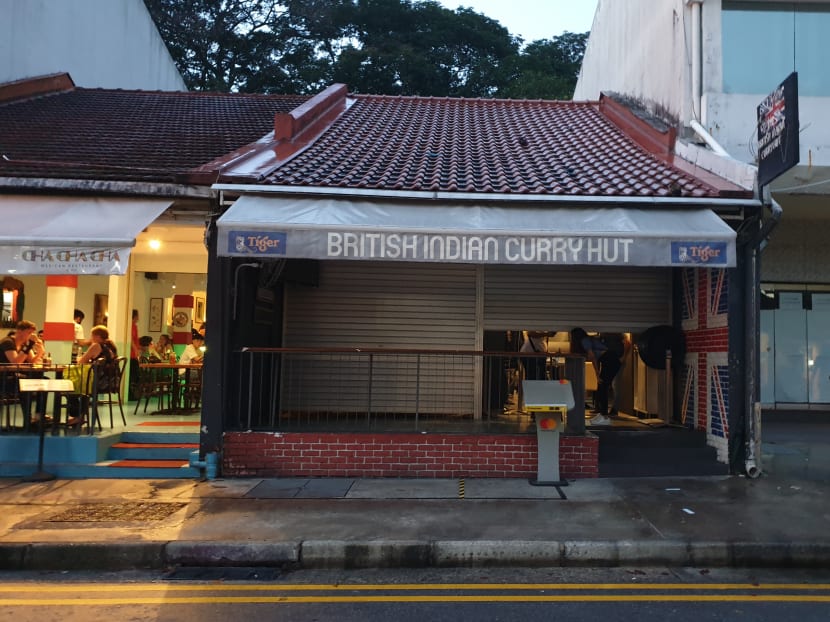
left=484, top=265, right=671, bottom=331
left=283, top=261, right=478, bottom=415
left=281, top=261, right=671, bottom=417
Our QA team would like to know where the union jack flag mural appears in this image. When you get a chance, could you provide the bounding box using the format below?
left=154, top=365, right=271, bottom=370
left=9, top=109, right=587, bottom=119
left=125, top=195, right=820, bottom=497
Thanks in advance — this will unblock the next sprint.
left=681, top=267, right=698, bottom=329
left=709, top=358, right=729, bottom=439
left=681, top=355, right=697, bottom=429
left=708, top=268, right=728, bottom=328
left=709, top=270, right=729, bottom=315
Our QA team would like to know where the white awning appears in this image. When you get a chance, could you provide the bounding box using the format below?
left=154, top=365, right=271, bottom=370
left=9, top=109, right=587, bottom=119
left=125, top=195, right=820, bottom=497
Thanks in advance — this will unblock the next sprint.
left=0, top=195, right=172, bottom=275
left=216, top=195, right=736, bottom=268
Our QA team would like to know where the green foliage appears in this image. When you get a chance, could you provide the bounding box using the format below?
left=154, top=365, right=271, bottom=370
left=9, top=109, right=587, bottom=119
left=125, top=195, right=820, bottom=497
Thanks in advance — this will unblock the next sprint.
left=144, top=0, right=587, bottom=99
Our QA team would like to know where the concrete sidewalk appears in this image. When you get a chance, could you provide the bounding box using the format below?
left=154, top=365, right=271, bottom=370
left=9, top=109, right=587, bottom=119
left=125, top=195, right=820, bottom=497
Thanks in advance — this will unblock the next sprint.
left=0, top=466, right=827, bottom=571
left=0, top=413, right=826, bottom=572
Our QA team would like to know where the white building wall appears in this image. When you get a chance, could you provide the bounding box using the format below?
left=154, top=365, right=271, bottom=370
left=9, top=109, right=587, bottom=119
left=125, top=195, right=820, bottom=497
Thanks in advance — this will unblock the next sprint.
left=704, top=94, right=830, bottom=168
left=578, top=0, right=830, bottom=170
left=0, top=0, right=185, bottom=90
left=574, top=0, right=692, bottom=122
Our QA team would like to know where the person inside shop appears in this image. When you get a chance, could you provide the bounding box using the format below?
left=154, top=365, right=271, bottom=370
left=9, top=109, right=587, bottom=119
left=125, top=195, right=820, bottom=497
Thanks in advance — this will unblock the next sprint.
left=0, top=320, right=48, bottom=425
left=77, top=325, right=118, bottom=366
left=137, top=336, right=161, bottom=364
left=179, top=329, right=204, bottom=369
left=520, top=330, right=547, bottom=381
left=129, top=309, right=140, bottom=401
left=155, top=333, right=177, bottom=363
left=570, top=327, right=622, bottom=426
left=73, top=309, right=90, bottom=363
left=71, top=325, right=119, bottom=427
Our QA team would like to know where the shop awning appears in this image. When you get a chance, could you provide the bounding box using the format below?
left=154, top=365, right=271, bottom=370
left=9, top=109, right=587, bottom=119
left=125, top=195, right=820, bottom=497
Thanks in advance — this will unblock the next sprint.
left=0, top=195, right=172, bottom=275
left=216, top=195, right=737, bottom=268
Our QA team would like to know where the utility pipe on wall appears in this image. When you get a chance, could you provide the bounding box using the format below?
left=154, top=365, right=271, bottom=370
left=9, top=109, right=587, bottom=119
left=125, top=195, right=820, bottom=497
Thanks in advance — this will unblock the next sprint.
left=687, top=0, right=703, bottom=122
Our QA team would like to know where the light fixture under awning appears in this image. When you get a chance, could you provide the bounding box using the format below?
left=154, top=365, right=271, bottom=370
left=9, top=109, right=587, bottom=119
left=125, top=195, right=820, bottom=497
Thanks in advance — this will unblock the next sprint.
left=216, top=195, right=737, bottom=268
left=0, top=195, right=172, bottom=275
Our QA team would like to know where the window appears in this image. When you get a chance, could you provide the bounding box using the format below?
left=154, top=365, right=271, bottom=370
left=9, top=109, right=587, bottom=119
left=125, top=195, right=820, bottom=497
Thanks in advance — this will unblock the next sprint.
left=722, top=1, right=830, bottom=96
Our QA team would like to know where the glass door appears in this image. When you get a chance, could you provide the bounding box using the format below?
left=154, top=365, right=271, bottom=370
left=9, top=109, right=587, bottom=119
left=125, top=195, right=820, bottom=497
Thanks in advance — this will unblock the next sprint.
left=773, top=292, right=807, bottom=403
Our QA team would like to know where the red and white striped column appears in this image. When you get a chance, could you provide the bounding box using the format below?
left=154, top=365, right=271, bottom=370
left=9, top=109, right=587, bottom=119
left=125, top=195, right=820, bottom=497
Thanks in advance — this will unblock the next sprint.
left=171, top=294, right=194, bottom=355
left=41, top=275, right=77, bottom=364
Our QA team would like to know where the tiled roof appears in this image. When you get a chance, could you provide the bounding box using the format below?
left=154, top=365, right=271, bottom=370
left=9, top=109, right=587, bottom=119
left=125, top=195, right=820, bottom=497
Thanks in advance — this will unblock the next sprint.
left=0, top=86, right=308, bottom=183
left=256, top=94, right=746, bottom=198
left=0, top=77, right=749, bottom=199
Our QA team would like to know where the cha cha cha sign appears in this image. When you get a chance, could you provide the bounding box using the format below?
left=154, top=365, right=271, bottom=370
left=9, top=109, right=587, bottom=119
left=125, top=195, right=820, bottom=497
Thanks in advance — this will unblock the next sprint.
left=217, top=196, right=736, bottom=268
left=0, top=246, right=127, bottom=275
left=0, top=195, right=172, bottom=275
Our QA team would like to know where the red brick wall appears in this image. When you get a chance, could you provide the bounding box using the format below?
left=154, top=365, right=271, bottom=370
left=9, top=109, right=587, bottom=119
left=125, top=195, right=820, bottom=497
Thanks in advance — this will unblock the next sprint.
left=223, top=432, right=598, bottom=479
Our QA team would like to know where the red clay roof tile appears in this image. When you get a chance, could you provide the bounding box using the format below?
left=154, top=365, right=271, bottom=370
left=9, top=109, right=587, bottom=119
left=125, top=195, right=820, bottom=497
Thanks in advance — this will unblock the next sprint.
left=0, top=87, right=308, bottom=183
left=252, top=95, right=745, bottom=198
left=0, top=81, right=750, bottom=199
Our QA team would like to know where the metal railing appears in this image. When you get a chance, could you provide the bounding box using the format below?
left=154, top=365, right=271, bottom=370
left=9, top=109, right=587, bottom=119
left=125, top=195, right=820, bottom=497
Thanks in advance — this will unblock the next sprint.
left=228, top=348, right=586, bottom=433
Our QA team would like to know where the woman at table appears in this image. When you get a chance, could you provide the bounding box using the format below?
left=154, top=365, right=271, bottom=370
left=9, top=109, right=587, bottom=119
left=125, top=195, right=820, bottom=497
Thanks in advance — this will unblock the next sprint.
left=77, top=325, right=118, bottom=366
left=67, top=325, right=118, bottom=427
left=155, top=333, right=177, bottom=364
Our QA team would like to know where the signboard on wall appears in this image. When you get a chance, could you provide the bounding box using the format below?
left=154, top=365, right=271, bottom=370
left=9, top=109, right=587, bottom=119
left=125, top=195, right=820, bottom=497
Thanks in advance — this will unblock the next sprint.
left=757, top=71, right=799, bottom=188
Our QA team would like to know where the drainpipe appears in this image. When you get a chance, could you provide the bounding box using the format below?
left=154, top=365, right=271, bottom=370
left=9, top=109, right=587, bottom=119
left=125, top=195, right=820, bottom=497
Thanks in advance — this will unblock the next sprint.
left=744, top=193, right=783, bottom=479
left=687, top=0, right=704, bottom=122
left=690, top=120, right=730, bottom=157
left=190, top=450, right=220, bottom=480
left=688, top=101, right=779, bottom=478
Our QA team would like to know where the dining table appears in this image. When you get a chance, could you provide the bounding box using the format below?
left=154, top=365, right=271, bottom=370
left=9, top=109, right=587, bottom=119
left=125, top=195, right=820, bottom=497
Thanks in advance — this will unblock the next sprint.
left=137, top=362, right=203, bottom=415
left=18, top=375, right=74, bottom=481
left=3, top=363, right=72, bottom=481
left=2, top=363, right=70, bottom=431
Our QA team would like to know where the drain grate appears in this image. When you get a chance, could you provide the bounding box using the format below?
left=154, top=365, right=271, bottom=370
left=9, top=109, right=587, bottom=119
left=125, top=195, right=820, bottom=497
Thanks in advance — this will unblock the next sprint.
left=47, top=502, right=187, bottom=522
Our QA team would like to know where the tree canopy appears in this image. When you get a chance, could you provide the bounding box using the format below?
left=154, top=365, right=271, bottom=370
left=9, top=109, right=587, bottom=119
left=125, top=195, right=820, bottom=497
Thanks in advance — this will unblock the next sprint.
left=144, top=0, right=588, bottom=99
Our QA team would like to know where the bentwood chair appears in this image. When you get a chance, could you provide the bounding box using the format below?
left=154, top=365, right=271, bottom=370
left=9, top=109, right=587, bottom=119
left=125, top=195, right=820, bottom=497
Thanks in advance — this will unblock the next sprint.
left=181, top=366, right=203, bottom=411
left=134, top=364, right=173, bottom=414
left=86, top=357, right=127, bottom=429
left=0, top=371, right=19, bottom=430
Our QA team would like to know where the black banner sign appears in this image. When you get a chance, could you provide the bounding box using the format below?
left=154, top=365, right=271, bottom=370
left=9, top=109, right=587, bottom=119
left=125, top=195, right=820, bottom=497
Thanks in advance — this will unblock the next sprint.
left=757, top=72, right=799, bottom=188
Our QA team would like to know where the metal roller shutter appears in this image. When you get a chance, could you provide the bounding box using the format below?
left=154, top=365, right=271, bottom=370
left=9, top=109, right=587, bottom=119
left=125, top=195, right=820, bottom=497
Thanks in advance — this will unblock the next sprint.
left=483, top=265, right=671, bottom=331
left=283, top=261, right=478, bottom=414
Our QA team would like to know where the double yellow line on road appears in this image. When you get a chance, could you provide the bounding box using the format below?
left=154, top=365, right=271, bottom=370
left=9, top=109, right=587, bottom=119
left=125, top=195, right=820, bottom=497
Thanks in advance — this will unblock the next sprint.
left=2, top=582, right=830, bottom=605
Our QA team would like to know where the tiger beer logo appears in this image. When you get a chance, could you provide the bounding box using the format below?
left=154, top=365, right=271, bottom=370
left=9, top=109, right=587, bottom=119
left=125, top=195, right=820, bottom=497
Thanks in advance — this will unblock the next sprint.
left=230, top=231, right=286, bottom=255
left=671, top=242, right=727, bottom=265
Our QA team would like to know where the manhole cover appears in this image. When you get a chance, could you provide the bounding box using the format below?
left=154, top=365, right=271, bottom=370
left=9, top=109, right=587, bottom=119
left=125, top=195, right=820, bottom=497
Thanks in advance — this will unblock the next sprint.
left=47, top=502, right=187, bottom=522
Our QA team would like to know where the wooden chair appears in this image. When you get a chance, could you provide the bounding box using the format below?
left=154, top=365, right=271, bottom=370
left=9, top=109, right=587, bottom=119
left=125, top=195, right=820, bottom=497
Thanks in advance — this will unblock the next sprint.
left=87, top=357, right=127, bottom=429
left=181, top=367, right=203, bottom=411
left=134, top=365, right=173, bottom=414
left=0, top=372, right=20, bottom=430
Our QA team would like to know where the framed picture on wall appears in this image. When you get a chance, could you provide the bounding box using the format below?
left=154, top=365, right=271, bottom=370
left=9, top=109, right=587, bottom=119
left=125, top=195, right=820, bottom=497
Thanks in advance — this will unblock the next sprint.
left=149, top=297, right=163, bottom=332
left=195, top=297, right=205, bottom=324
left=94, top=294, right=108, bottom=326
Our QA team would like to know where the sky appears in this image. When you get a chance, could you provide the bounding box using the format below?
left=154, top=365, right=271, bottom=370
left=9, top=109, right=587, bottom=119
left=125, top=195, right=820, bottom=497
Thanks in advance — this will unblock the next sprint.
left=434, top=0, right=598, bottom=43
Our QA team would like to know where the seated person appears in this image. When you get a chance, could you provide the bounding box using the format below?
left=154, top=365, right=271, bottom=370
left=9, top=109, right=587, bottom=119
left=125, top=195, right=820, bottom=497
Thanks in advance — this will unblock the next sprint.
left=78, top=325, right=118, bottom=366
left=155, top=333, right=177, bottom=363
left=179, top=330, right=204, bottom=372
left=0, top=320, right=47, bottom=424
left=138, top=335, right=161, bottom=363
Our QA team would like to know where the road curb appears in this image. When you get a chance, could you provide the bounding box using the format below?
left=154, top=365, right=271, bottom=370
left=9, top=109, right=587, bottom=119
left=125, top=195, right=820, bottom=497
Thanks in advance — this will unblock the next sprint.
left=3, top=539, right=830, bottom=571
left=301, top=539, right=432, bottom=569
left=1, top=542, right=167, bottom=571
left=165, top=541, right=300, bottom=567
